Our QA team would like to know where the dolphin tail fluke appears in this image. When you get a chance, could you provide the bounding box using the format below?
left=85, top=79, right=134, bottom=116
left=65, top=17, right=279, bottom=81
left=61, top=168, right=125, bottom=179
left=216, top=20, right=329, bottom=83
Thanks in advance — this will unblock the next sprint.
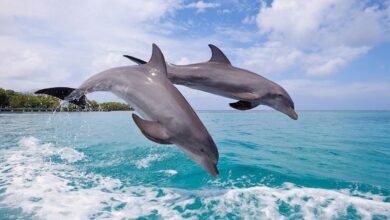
left=132, top=114, right=171, bottom=144
left=123, top=55, right=147, bottom=65
left=229, top=100, right=258, bottom=111
left=35, top=87, right=87, bottom=107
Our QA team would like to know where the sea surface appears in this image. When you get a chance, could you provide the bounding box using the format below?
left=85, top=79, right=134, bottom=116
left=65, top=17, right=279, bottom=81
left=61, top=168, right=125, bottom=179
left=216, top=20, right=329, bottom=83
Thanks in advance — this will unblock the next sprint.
left=0, top=111, right=389, bottom=219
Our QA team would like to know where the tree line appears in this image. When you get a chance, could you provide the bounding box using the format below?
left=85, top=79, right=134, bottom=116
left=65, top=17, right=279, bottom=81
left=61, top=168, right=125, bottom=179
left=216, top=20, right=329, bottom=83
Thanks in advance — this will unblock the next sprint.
left=0, top=88, right=133, bottom=111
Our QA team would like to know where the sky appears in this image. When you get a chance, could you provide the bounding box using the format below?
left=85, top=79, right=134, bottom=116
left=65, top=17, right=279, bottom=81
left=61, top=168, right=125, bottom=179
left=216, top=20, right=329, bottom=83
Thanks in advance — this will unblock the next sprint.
left=0, top=0, right=389, bottom=110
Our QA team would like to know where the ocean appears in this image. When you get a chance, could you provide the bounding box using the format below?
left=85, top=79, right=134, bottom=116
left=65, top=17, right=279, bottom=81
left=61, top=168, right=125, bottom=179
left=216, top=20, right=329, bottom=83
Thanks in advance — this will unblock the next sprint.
left=0, top=111, right=389, bottom=219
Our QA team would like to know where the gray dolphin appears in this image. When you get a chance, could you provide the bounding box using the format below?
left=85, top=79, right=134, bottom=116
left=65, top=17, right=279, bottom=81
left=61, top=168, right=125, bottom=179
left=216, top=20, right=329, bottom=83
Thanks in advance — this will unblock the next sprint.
left=53, top=44, right=219, bottom=177
left=124, top=44, right=298, bottom=120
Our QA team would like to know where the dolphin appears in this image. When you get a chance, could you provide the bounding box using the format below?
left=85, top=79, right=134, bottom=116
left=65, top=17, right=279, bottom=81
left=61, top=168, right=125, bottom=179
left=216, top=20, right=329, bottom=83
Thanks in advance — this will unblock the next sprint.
left=124, top=44, right=298, bottom=120
left=37, top=44, right=219, bottom=177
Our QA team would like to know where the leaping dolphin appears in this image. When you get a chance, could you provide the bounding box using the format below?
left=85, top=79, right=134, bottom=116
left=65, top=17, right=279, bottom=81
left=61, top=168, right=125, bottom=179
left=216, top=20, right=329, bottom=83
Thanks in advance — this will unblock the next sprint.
left=124, top=44, right=298, bottom=120
left=37, top=44, right=220, bottom=177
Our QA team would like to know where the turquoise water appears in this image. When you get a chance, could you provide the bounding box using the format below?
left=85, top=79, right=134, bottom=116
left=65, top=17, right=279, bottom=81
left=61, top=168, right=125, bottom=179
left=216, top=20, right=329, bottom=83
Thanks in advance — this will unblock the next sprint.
left=0, top=111, right=389, bottom=219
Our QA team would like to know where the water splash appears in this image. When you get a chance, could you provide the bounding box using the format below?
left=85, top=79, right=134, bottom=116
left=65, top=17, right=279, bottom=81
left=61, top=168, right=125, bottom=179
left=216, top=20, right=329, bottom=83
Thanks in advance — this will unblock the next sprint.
left=133, top=154, right=164, bottom=169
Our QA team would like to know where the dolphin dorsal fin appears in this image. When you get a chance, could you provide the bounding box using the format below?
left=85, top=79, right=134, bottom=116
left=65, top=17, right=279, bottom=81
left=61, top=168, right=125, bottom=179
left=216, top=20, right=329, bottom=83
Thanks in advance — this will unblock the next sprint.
left=147, top=43, right=168, bottom=76
left=208, top=44, right=231, bottom=65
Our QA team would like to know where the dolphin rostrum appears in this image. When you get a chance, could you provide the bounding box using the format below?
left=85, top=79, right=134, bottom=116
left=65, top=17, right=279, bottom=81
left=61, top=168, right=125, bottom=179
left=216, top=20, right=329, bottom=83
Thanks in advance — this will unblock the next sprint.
left=124, top=44, right=298, bottom=120
left=38, top=44, right=220, bottom=177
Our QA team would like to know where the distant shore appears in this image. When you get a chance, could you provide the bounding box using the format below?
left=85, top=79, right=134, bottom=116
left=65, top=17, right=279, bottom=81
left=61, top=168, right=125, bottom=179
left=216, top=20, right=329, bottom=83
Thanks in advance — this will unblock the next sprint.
left=0, top=107, right=133, bottom=113
left=1, top=88, right=133, bottom=112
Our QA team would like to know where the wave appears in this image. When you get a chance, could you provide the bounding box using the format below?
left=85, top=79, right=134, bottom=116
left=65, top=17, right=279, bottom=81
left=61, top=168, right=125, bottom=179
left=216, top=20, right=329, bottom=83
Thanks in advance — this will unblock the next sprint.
left=0, top=137, right=389, bottom=219
left=159, top=170, right=178, bottom=176
left=133, top=153, right=164, bottom=169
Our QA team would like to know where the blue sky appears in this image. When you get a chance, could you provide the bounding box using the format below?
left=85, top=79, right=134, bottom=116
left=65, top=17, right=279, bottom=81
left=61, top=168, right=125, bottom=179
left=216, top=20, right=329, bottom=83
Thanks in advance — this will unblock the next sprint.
left=0, top=0, right=389, bottom=110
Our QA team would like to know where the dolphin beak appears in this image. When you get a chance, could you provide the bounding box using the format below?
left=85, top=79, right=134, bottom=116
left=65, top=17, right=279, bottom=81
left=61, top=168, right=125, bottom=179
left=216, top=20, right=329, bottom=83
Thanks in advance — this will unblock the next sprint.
left=208, top=163, right=219, bottom=178
left=200, top=158, right=219, bottom=178
left=288, top=108, right=298, bottom=120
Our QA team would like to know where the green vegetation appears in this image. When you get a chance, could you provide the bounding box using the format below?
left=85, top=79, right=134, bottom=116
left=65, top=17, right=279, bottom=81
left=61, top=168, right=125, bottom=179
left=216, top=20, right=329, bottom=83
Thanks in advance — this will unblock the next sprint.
left=87, top=100, right=132, bottom=111
left=1, top=88, right=59, bottom=109
left=0, top=88, right=133, bottom=111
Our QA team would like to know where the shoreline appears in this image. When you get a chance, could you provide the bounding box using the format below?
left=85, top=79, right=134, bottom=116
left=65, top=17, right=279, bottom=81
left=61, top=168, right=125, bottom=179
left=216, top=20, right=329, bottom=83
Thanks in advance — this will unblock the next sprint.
left=0, top=108, right=133, bottom=113
left=1, top=109, right=389, bottom=114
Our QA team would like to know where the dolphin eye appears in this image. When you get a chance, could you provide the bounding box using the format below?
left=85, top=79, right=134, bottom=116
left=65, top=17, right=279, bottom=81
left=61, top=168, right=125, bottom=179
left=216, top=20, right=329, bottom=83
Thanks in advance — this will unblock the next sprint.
left=270, top=94, right=282, bottom=98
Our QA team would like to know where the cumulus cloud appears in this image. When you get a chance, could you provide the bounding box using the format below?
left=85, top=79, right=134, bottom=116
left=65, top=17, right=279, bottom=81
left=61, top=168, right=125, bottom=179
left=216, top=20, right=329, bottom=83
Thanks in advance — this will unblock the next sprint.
left=280, top=79, right=390, bottom=99
left=0, top=0, right=183, bottom=90
left=216, top=27, right=259, bottom=43
left=184, top=1, right=220, bottom=13
left=242, top=15, right=256, bottom=24
left=0, top=0, right=389, bottom=109
left=278, top=79, right=390, bottom=109
left=257, top=0, right=389, bottom=47
left=0, top=36, right=70, bottom=85
left=238, top=0, right=390, bottom=76
left=234, top=41, right=303, bottom=75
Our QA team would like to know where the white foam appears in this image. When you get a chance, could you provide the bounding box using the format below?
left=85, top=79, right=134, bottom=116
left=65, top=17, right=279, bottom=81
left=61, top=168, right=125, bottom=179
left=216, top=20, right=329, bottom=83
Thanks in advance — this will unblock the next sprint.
left=16, top=136, right=84, bottom=163
left=1, top=137, right=389, bottom=219
left=58, top=147, right=85, bottom=163
left=197, top=183, right=390, bottom=219
left=133, top=154, right=162, bottom=169
left=159, top=170, right=178, bottom=176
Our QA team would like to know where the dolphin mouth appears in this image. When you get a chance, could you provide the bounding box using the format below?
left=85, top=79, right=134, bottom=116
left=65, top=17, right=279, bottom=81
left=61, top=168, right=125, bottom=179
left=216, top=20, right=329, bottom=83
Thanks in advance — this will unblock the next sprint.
left=201, top=159, right=219, bottom=178
left=288, top=108, right=298, bottom=120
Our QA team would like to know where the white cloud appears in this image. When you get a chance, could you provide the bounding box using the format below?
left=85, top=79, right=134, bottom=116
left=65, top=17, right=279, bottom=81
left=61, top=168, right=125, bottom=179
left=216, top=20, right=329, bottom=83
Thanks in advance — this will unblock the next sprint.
left=280, top=79, right=390, bottom=99
left=242, top=15, right=256, bottom=24
left=234, top=41, right=303, bottom=75
left=1, top=0, right=389, bottom=110
left=175, top=57, right=190, bottom=65
left=0, top=36, right=70, bottom=84
left=237, top=0, right=390, bottom=76
left=0, top=0, right=51, bottom=18
left=221, top=9, right=232, bottom=14
left=277, top=79, right=390, bottom=110
left=302, top=46, right=370, bottom=76
left=257, top=0, right=389, bottom=48
left=0, top=0, right=183, bottom=91
left=217, top=27, right=259, bottom=43
left=184, top=1, right=220, bottom=13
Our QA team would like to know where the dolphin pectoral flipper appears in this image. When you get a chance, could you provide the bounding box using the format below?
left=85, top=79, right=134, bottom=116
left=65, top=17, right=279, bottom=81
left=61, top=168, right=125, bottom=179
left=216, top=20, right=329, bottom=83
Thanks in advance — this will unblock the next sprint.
left=132, top=114, right=171, bottom=145
left=123, top=55, right=146, bottom=65
left=229, top=100, right=258, bottom=110
left=229, top=92, right=259, bottom=110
